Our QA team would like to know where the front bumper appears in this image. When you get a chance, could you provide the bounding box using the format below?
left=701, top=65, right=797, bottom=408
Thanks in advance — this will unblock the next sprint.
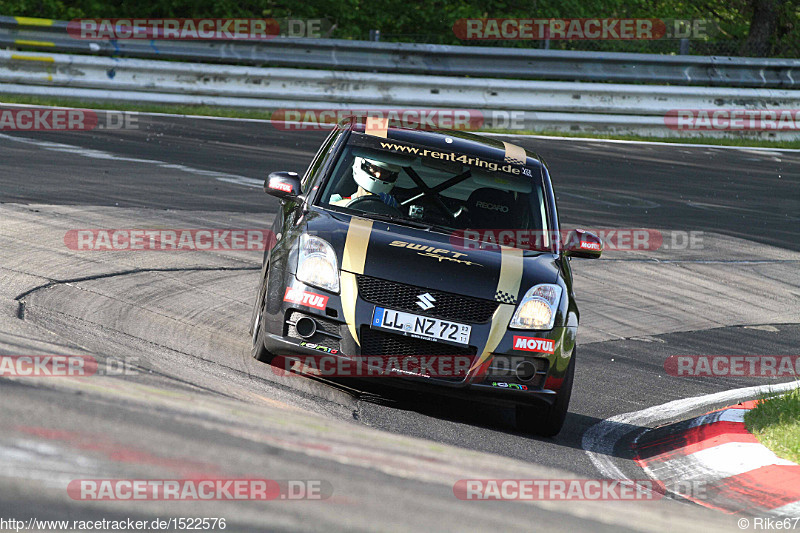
left=262, top=273, right=576, bottom=407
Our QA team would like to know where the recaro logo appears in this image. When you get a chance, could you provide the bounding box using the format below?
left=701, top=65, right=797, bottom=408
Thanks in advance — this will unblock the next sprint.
left=475, top=201, right=509, bottom=212
left=513, top=336, right=555, bottom=354
left=416, top=293, right=436, bottom=310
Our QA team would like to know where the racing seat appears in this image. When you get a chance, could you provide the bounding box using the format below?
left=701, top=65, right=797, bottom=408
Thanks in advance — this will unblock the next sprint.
left=465, top=188, right=524, bottom=230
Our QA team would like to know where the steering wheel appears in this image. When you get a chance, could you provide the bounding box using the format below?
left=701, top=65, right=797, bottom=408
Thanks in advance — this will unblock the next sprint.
left=345, top=195, right=404, bottom=217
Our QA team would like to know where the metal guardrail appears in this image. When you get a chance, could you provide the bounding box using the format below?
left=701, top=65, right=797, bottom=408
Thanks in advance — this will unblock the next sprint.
left=4, top=50, right=800, bottom=114
left=1, top=16, right=799, bottom=139
left=2, top=49, right=799, bottom=139
left=0, top=15, right=799, bottom=88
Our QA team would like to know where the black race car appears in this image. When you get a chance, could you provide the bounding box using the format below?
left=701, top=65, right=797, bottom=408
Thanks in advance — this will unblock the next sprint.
left=250, top=117, right=602, bottom=436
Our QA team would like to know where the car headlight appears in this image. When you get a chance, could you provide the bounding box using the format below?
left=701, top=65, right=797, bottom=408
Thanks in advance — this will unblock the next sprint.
left=296, top=234, right=340, bottom=293
left=509, top=284, right=562, bottom=330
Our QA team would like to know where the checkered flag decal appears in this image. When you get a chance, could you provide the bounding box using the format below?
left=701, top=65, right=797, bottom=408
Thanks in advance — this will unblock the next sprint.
left=495, top=290, right=516, bottom=304
left=502, top=141, right=527, bottom=166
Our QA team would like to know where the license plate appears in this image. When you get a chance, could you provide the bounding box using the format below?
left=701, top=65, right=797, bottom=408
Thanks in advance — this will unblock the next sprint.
left=371, top=307, right=471, bottom=346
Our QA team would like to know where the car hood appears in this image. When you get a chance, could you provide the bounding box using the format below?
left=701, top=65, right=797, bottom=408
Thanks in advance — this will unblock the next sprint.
left=305, top=209, right=560, bottom=302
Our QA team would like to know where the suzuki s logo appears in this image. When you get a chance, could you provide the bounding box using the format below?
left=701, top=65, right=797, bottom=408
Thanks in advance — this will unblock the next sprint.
left=416, top=293, right=436, bottom=310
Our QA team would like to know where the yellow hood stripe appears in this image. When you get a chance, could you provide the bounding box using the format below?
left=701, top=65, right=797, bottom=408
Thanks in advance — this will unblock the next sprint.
left=342, top=217, right=373, bottom=274
left=470, top=245, right=524, bottom=374
left=340, top=273, right=360, bottom=346
left=341, top=217, right=373, bottom=346
left=495, top=245, right=523, bottom=304
left=470, top=304, right=515, bottom=373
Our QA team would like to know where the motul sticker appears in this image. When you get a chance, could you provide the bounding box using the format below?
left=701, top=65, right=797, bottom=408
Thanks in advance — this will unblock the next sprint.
left=580, top=241, right=601, bottom=250
left=513, top=336, right=555, bottom=354
left=284, top=287, right=328, bottom=310
left=269, top=181, right=293, bottom=193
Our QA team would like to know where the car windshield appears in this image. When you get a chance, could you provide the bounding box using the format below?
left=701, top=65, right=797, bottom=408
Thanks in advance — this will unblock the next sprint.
left=317, top=133, right=554, bottom=253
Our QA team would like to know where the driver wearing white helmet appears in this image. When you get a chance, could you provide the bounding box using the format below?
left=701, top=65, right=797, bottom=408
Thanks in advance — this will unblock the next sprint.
left=330, top=156, right=401, bottom=208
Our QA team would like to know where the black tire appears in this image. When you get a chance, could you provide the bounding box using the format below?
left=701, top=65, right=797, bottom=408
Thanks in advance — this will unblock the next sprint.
left=515, top=350, right=576, bottom=437
left=250, top=303, right=271, bottom=363
left=250, top=266, right=273, bottom=363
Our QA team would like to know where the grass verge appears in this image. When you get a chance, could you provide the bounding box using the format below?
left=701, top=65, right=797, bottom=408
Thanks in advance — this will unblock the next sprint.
left=0, top=94, right=275, bottom=120
left=2, top=93, right=800, bottom=149
left=482, top=129, right=800, bottom=149
left=745, top=387, right=800, bottom=464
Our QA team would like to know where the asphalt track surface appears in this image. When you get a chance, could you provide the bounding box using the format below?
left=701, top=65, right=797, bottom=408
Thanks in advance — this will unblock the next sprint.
left=1, top=113, right=799, bottom=531
left=4, top=116, right=798, bottom=250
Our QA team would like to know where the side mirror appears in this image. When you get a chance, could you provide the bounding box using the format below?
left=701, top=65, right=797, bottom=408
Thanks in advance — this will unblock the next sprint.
left=264, top=171, right=302, bottom=201
left=563, top=229, right=602, bottom=259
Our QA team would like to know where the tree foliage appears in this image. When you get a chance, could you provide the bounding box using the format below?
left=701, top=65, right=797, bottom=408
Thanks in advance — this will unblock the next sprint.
left=0, top=0, right=796, bottom=56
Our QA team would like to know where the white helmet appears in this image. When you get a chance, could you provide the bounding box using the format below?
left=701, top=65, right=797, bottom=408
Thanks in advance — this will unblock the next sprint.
left=352, top=157, right=401, bottom=195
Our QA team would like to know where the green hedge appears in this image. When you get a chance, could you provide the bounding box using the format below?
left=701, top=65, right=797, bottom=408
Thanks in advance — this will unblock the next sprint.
left=1, top=0, right=796, bottom=57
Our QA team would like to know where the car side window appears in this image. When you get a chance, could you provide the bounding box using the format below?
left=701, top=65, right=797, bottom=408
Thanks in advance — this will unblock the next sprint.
left=301, top=126, right=341, bottom=193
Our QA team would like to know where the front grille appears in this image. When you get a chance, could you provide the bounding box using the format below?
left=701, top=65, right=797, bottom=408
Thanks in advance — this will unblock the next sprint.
left=356, top=275, right=498, bottom=323
left=285, top=311, right=341, bottom=351
left=359, top=327, right=476, bottom=381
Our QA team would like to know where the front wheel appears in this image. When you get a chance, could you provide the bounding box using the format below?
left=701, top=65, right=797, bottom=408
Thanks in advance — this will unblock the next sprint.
left=250, top=304, right=271, bottom=363
left=515, top=350, right=575, bottom=437
left=250, top=266, right=272, bottom=363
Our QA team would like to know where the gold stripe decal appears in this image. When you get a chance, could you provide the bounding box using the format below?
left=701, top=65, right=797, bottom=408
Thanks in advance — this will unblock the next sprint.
left=364, top=116, right=389, bottom=138
left=340, top=272, right=360, bottom=346
left=342, top=217, right=372, bottom=274
left=469, top=245, right=523, bottom=374
left=494, top=245, right=523, bottom=304
left=502, top=141, right=526, bottom=166
left=340, top=217, right=373, bottom=346
left=469, top=304, right=515, bottom=373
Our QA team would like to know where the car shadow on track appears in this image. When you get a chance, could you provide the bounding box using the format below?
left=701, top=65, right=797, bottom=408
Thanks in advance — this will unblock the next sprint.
left=255, top=356, right=645, bottom=470
left=322, top=376, right=631, bottom=460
